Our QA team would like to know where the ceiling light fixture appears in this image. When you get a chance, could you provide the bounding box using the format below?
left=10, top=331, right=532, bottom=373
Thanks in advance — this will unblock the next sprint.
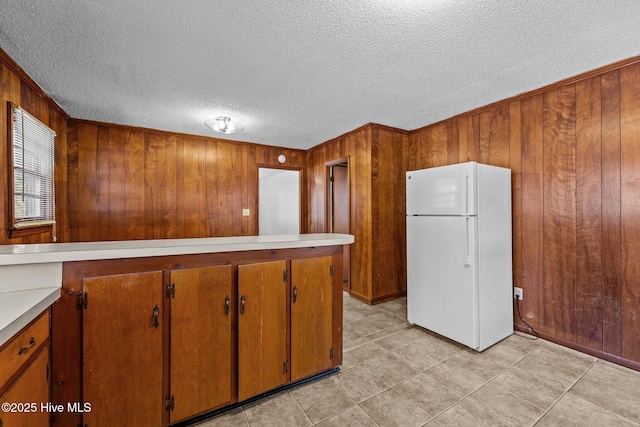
left=205, top=116, right=244, bottom=134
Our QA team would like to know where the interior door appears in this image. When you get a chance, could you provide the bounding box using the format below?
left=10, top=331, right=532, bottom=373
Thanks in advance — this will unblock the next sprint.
left=406, top=216, right=478, bottom=349
left=290, top=256, right=333, bottom=382
left=259, top=168, right=300, bottom=235
left=82, top=271, right=164, bottom=427
left=237, top=260, right=288, bottom=401
left=331, top=164, right=350, bottom=289
left=170, top=265, right=233, bottom=423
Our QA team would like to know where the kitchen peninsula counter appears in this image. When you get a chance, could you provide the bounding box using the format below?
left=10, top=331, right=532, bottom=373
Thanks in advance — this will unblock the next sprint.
left=0, top=233, right=353, bottom=426
left=0, top=233, right=353, bottom=348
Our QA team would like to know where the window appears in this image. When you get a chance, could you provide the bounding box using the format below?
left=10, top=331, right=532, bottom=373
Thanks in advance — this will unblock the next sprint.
left=8, top=104, right=56, bottom=239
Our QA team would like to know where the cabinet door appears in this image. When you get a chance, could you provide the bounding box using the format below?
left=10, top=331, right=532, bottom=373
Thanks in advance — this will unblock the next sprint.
left=170, top=265, right=233, bottom=423
left=0, top=347, right=50, bottom=427
left=82, top=271, right=164, bottom=427
left=237, top=260, right=288, bottom=401
left=291, top=256, right=334, bottom=382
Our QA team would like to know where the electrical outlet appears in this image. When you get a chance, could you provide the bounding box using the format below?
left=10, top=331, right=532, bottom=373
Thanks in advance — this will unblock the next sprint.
left=514, top=287, right=523, bottom=300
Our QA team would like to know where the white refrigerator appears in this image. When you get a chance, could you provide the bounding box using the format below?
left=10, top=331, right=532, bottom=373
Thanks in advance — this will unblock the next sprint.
left=406, top=161, right=513, bottom=351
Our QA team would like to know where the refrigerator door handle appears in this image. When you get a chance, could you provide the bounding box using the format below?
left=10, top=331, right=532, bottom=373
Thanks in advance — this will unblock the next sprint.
left=464, top=217, right=471, bottom=268
left=465, top=175, right=469, bottom=215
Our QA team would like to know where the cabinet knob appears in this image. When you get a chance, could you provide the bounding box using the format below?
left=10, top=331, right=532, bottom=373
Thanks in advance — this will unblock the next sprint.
left=240, top=295, right=246, bottom=315
left=152, top=305, right=160, bottom=328
left=292, top=286, right=298, bottom=303
left=18, top=337, right=36, bottom=355
left=224, top=295, right=230, bottom=317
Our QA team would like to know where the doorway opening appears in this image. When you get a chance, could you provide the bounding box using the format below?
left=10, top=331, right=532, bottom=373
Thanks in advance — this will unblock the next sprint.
left=326, top=158, right=350, bottom=292
left=258, top=167, right=301, bottom=235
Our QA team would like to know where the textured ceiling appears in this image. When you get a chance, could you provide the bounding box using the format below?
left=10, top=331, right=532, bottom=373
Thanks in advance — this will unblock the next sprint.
left=1, top=0, right=639, bottom=149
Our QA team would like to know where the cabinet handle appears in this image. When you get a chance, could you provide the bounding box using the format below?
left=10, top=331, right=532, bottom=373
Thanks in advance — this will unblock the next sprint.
left=240, top=295, right=245, bottom=315
left=292, top=286, right=298, bottom=303
left=153, top=305, right=160, bottom=328
left=18, top=337, right=36, bottom=355
left=224, top=295, right=230, bottom=317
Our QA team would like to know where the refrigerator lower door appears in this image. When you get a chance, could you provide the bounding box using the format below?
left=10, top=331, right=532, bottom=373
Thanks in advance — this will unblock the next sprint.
left=407, top=215, right=478, bottom=349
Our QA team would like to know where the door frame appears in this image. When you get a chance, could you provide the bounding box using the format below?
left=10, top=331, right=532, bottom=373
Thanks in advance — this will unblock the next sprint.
left=325, top=157, right=350, bottom=291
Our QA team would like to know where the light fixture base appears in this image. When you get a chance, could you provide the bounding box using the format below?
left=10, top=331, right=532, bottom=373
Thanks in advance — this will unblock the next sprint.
left=205, top=116, right=244, bottom=134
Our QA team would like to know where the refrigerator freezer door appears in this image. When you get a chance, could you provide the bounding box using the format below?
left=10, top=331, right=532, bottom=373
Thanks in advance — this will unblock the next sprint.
left=407, top=215, right=478, bottom=349
left=406, top=162, right=477, bottom=216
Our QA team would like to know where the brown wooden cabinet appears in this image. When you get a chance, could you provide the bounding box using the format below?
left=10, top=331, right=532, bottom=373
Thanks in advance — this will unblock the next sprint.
left=290, top=256, right=334, bottom=382
left=169, top=265, right=233, bottom=423
left=0, top=312, right=51, bottom=427
left=52, top=245, right=345, bottom=426
left=81, top=271, right=164, bottom=427
left=237, top=260, right=288, bottom=401
left=0, top=348, right=50, bottom=427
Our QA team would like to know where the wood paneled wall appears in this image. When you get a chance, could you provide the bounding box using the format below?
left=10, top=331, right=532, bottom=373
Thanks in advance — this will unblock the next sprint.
left=408, top=59, right=640, bottom=369
left=0, top=53, right=69, bottom=244
left=306, top=124, right=408, bottom=304
left=67, top=120, right=307, bottom=241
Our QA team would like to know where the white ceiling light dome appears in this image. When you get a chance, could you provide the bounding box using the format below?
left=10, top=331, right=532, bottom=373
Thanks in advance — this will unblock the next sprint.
left=205, top=116, right=244, bottom=134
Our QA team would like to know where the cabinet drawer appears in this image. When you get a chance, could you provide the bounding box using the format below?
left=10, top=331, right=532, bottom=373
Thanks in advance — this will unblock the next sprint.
left=0, top=312, right=49, bottom=388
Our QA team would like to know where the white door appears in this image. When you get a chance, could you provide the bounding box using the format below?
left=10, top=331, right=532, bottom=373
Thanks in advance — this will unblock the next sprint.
left=407, top=215, right=478, bottom=349
left=259, top=168, right=300, bottom=235
left=406, top=162, right=477, bottom=216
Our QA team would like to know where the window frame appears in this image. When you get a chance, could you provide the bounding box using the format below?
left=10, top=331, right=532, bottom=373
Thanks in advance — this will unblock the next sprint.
left=7, top=102, right=56, bottom=239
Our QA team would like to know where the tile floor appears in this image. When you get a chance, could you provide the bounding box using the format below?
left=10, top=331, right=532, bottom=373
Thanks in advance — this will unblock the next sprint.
left=193, top=293, right=640, bottom=427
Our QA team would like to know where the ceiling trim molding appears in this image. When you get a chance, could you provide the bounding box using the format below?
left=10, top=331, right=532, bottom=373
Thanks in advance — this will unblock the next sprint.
left=0, top=47, right=70, bottom=121
left=410, top=55, right=640, bottom=134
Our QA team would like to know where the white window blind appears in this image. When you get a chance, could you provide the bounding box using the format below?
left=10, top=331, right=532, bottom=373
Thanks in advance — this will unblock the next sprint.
left=11, top=105, right=56, bottom=232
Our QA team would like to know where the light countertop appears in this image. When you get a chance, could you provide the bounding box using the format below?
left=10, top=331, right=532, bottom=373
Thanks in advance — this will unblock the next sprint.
left=0, top=287, right=60, bottom=348
left=0, top=234, right=354, bottom=348
left=0, top=233, right=354, bottom=266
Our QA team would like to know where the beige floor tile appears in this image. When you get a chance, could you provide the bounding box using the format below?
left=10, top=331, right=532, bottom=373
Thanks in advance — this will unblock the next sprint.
left=344, top=307, right=367, bottom=322
left=392, top=339, right=445, bottom=370
left=366, top=327, right=408, bottom=341
left=578, top=359, right=640, bottom=397
left=466, top=381, right=545, bottom=426
left=375, top=329, right=417, bottom=351
left=393, top=372, right=462, bottom=416
left=416, top=332, right=467, bottom=359
left=360, top=389, right=432, bottom=427
left=367, top=312, right=408, bottom=330
left=423, top=359, right=487, bottom=396
left=491, top=333, right=545, bottom=356
left=346, top=342, right=388, bottom=363
left=569, top=362, right=640, bottom=423
left=290, top=377, right=355, bottom=423
left=446, top=348, right=513, bottom=380
left=243, top=392, right=311, bottom=427
left=348, top=318, right=387, bottom=337
left=536, top=393, right=638, bottom=427
left=363, top=352, right=421, bottom=386
left=488, top=356, right=581, bottom=409
left=193, top=408, right=248, bottom=427
left=526, top=341, right=596, bottom=375
left=340, top=352, right=360, bottom=371
left=315, top=406, right=378, bottom=427
left=343, top=329, right=370, bottom=350
left=192, top=294, right=640, bottom=427
left=332, top=364, right=390, bottom=403
left=434, top=399, right=509, bottom=427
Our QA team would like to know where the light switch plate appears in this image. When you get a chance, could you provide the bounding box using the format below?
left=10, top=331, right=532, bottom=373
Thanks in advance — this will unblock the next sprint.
left=242, top=209, right=250, bottom=217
